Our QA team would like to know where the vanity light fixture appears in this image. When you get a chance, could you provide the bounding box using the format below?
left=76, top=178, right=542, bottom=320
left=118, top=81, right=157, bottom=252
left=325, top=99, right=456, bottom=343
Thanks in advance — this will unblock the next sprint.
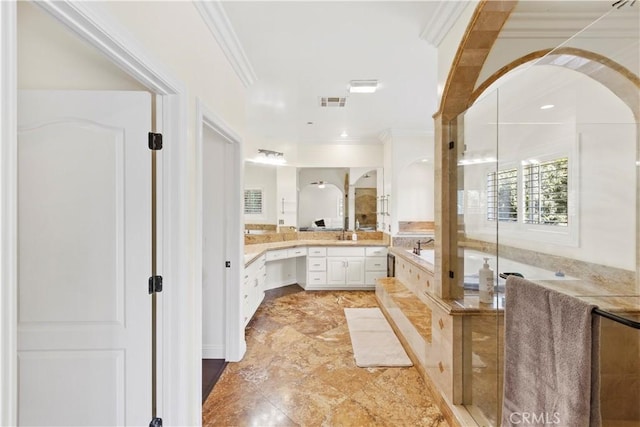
left=310, top=181, right=326, bottom=189
left=540, top=104, right=555, bottom=110
left=251, top=149, right=286, bottom=165
left=348, top=80, right=378, bottom=94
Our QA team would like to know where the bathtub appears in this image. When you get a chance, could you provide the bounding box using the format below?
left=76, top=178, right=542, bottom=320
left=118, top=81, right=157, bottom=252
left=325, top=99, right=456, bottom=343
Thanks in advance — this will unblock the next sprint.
left=408, top=249, right=575, bottom=292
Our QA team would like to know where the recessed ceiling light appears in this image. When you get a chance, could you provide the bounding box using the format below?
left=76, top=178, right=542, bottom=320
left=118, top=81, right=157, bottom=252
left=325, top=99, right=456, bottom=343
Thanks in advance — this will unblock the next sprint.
left=348, top=80, right=378, bottom=94
left=421, top=159, right=428, bottom=162
left=340, top=131, right=348, bottom=138
left=540, top=104, right=555, bottom=110
left=307, top=121, right=313, bottom=125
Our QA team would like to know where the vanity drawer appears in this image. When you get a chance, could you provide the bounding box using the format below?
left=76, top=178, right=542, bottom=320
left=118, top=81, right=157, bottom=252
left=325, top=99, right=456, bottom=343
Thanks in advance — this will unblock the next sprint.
left=365, top=257, right=387, bottom=271
left=308, top=258, right=326, bottom=271
left=308, top=247, right=327, bottom=257
left=308, top=271, right=326, bottom=285
left=327, top=247, right=365, bottom=257
left=287, top=247, right=307, bottom=258
left=266, top=249, right=287, bottom=262
left=365, top=246, right=388, bottom=257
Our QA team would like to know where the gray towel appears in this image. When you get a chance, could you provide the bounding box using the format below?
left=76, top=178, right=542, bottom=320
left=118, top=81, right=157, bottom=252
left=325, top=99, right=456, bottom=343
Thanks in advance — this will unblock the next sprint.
left=502, top=276, right=601, bottom=427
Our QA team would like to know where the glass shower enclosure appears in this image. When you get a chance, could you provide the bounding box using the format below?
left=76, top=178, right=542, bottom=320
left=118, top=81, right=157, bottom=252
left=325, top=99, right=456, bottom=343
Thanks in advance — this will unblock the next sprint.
left=450, top=3, right=640, bottom=425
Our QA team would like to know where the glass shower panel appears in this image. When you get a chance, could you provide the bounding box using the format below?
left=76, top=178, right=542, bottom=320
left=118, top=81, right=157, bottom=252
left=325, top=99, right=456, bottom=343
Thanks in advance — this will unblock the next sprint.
left=534, top=5, right=640, bottom=425
left=454, top=87, right=501, bottom=426
left=456, top=3, right=639, bottom=425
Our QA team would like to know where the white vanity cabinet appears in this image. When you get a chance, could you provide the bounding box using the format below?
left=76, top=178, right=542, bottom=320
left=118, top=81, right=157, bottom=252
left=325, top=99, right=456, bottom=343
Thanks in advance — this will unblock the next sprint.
left=365, top=246, right=388, bottom=285
left=326, top=257, right=365, bottom=287
left=243, top=254, right=266, bottom=326
left=306, top=246, right=327, bottom=288
left=304, top=245, right=388, bottom=290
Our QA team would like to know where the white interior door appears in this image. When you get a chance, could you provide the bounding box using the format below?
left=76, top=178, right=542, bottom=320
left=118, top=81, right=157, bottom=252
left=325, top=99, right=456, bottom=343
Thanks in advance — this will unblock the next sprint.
left=17, top=90, right=152, bottom=426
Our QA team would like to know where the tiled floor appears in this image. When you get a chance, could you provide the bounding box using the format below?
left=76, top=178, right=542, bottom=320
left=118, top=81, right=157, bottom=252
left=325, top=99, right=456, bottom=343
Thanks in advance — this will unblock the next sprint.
left=202, top=285, right=449, bottom=426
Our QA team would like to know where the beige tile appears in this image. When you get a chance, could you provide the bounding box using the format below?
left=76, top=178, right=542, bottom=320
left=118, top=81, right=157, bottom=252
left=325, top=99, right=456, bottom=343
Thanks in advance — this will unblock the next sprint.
left=203, top=287, right=448, bottom=426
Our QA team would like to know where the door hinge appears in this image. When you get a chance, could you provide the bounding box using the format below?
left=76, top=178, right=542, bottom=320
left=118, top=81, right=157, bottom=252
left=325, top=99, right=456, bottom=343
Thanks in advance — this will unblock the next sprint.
left=148, top=275, right=163, bottom=294
left=225, top=261, right=231, bottom=268
left=448, top=141, right=455, bottom=150
left=149, top=417, right=162, bottom=427
left=449, top=270, right=455, bottom=279
left=148, top=132, right=163, bottom=150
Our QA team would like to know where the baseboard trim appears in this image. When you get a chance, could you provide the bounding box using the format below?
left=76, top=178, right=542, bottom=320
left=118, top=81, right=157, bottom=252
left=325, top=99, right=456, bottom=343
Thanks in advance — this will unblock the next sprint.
left=202, top=345, right=224, bottom=359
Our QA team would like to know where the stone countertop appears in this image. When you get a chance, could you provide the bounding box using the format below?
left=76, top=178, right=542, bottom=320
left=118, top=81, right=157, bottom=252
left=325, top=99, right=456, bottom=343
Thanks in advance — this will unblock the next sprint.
left=244, top=239, right=388, bottom=265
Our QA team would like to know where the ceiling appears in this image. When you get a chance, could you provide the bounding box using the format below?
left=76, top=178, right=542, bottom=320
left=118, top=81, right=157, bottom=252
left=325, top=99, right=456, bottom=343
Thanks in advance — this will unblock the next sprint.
left=220, top=1, right=454, bottom=147
left=218, top=0, right=638, bottom=154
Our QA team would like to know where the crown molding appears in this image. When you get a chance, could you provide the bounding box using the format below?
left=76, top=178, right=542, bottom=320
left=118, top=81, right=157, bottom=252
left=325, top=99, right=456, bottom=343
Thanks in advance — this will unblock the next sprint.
left=193, top=1, right=257, bottom=88
left=420, top=1, right=469, bottom=47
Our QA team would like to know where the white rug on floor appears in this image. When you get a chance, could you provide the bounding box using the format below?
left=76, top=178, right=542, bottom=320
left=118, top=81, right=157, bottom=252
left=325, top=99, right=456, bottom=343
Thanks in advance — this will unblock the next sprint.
left=344, top=307, right=412, bottom=368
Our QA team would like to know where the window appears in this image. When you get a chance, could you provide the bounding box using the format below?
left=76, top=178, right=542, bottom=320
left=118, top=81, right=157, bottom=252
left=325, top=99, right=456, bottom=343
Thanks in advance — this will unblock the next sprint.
left=524, top=158, right=568, bottom=226
left=487, top=168, right=518, bottom=222
left=244, top=189, right=263, bottom=215
left=485, top=157, right=569, bottom=227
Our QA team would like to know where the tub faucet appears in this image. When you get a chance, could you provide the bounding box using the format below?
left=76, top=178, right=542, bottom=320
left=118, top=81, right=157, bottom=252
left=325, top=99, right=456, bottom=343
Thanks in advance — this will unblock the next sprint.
left=413, top=238, right=435, bottom=255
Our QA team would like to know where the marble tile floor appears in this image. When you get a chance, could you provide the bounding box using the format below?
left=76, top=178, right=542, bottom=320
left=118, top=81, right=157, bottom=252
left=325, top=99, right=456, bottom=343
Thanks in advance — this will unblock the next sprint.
left=202, top=285, right=449, bottom=427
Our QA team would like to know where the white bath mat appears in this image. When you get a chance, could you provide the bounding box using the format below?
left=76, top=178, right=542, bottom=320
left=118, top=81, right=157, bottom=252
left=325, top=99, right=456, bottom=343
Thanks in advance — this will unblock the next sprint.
left=344, top=307, right=412, bottom=368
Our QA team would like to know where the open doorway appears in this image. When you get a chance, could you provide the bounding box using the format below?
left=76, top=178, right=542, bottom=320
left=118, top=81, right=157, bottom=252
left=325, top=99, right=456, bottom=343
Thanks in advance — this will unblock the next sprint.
left=197, top=100, right=244, bottom=404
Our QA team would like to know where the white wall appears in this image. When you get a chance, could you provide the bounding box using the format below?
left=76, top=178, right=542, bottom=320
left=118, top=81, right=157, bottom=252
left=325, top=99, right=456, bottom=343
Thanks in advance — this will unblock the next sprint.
left=244, top=163, right=277, bottom=225
left=397, top=160, right=435, bottom=222
left=462, top=66, right=636, bottom=270
left=296, top=144, right=383, bottom=168
left=17, top=3, right=145, bottom=90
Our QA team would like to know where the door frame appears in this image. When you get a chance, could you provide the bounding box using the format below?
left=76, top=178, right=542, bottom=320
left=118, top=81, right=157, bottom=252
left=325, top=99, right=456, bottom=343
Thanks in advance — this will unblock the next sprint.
left=1, top=2, right=193, bottom=425
left=195, top=98, right=245, bottom=363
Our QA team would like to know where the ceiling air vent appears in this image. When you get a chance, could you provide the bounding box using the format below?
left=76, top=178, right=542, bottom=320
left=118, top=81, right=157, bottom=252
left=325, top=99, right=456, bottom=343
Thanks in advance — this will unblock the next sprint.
left=319, top=97, right=347, bottom=107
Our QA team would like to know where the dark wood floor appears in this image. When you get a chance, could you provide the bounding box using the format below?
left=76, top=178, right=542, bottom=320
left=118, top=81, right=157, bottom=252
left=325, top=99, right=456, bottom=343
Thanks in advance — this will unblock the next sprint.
left=202, top=359, right=227, bottom=403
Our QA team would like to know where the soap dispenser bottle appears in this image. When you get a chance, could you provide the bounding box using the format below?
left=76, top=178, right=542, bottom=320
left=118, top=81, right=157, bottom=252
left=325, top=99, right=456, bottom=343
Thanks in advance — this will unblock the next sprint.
left=479, top=257, right=494, bottom=304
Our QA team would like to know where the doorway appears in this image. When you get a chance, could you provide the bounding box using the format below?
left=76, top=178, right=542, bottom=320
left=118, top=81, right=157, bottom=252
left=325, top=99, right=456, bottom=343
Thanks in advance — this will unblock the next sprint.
left=201, top=124, right=229, bottom=401
left=197, top=100, right=244, bottom=403
left=2, top=2, right=189, bottom=425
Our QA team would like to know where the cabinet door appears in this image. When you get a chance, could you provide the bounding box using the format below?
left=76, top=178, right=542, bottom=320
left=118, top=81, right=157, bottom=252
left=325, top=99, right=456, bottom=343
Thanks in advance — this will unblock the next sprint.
left=327, top=258, right=347, bottom=286
left=345, top=258, right=365, bottom=285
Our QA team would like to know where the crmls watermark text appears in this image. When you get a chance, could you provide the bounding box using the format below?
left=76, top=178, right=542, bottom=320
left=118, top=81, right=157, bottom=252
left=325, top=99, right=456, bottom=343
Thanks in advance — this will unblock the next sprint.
left=509, top=412, right=561, bottom=425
